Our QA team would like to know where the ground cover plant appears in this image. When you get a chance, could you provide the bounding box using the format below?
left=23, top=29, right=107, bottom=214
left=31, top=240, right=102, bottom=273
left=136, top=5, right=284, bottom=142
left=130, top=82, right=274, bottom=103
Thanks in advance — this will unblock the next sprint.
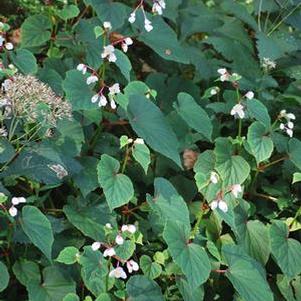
left=0, top=0, right=301, bottom=300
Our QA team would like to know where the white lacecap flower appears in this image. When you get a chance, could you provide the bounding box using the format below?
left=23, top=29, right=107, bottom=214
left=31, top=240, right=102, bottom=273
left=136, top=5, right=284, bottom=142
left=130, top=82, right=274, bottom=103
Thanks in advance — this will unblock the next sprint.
left=210, top=171, right=219, bottom=184
left=77, top=64, right=87, bottom=74
left=245, top=91, right=254, bottom=100
left=86, top=75, right=98, bottom=85
left=128, top=12, right=136, bottom=24
left=11, top=197, right=26, bottom=206
left=103, top=247, right=116, bottom=257
left=115, top=235, right=124, bottom=245
left=101, top=45, right=117, bottom=62
left=5, top=42, right=13, bottom=50
left=109, top=83, right=120, bottom=95
left=105, top=223, right=113, bottom=229
left=91, top=242, right=101, bottom=251
left=231, top=103, right=245, bottom=119
left=109, top=267, right=127, bottom=279
left=103, top=21, right=112, bottom=30
left=9, top=206, right=18, bottom=217
left=127, top=260, right=139, bottom=273
left=134, top=138, right=144, bottom=145
left=217, top=68, right=227, bottom=75
left=210, top=200, right=228, bottom=213
left=91, top=94, right=99, bottom=103
left=231, top=184, right=242, bottom=198
left=144, top=19, right=153, bottom=32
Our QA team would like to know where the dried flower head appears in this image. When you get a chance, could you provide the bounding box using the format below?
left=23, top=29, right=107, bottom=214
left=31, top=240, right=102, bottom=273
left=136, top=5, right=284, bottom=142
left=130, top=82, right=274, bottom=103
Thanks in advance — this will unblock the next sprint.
left=1, top=74, right=72, bottom=126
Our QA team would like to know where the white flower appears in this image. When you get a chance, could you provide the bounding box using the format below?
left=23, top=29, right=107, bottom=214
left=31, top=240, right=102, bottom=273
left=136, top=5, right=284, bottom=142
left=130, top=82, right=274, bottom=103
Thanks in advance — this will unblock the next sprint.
left=109, top=267, right=127, bottom=279
left=210, top=171, right=219, bottom=184
left=91, top=94, right=99, bottom=103
left=105, top=223, right=113, bottom=229
left=262, top=57, right=276, bottom=70
left=9, top=206, right=18, bottom=217
left=121, top=37, right=133, bottom=53
left=0, top=35, right=5, bottom=47
left=5, top=42, right=13, bottom=50
left=245, top=91, right=254, bottom=100
left=11, top=197, right=26, bottom=206
left=91, top=242, right=101, bottom=251
left=144, top=19, right=153, bottom=32
left=77, top=64, right=87, bottom=74
left=209, top=200, right=218, bottom=210
left=286, top=128, right=293, bottom=137
left=210, top=200, right=228, bottom=213
left=110, top=99, right=117, bottom=110
left=126, top=260, right=139, bottom=273
left=287, top=121, right=294, bottom=129
left=217, top=68, right=227, bottom=75
left=103, top=21, right=112, bottom=30
left=115, top=235, right=124, bottom=245
left=128, top=12, right=136, bottom=24
left=121, top=224, right=136, bottom=233
left=109, top=83, right=120, bottom=95
left=286, top=113, right=296, bottom=120
left=210, top=88, right=218, bottom=95
left=121, top=225, right=128, bottom=232
left=134, top=138, right=144, bottom=145
left=103, top=247, right=116, bottom=257
left=1, top=79, right=12, bottom=92
left=231, top=103, right=245, bottom=119
left=86, top=75, right=98, bottom=85
left=231, top=184, right=242, bottom=198
left=152, top=0, right=166, bottom=15
left=279, top=123, right=285, bottom=130
left=99, top=95, right=108, bottom=107
left=101, top=45, right=117, bottom=62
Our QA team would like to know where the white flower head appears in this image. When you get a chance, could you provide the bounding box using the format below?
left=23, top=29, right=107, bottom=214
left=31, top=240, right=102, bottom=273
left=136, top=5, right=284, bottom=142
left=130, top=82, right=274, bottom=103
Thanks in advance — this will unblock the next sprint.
left=152, top=0, right=166, bottom=15
left=101, top=45, right=117, bottom=62
left=109, top=83, right=120, bottom=95
left=77, top=64, right=87, bottom=75
left=9, top=206, right=18, bottom=217
left=134, top=138, right=144, bottom=145
left=210, top=171, right=219, bottom=184
left=86, top=75, right=98, bottom=85
left=91, top=242, right=101, bottom=251
left=127, top=260, right=139, bottom=273
left=110, top=99, right=117, bottom=110
left=231, top=184, right=242, bottom=198
left=217, top=68, right=227, bottom=75
left=103, top=21, right=112, bottom=31
left=5, top=42, right=13, bottom=50
left=231, top=103, right=245, bottom=119
left=99, top=95, right=108, bottom=107
left=91, top=94, right=99, bottom=103
left=262, top=57, right=276, bottom=70
left=210, top=87, right=219, bottom=95
left=115, top=234, right=124, bottom=245
left=121, top=224, right=136, bottom=233
left=286, top=113, right=296, bottom=120
left=287, top=121, right=294, bottom=129
left=279, top=123, right=285, bottom=130
left=109, top=267, right=127, bottom=279
left=245, top=91, right=254, bottom=100
left=11, top=197, right=26, bottom=206
left=103, top=247, right=116, bottom=257
left=144, top=18, right=153, bottom=32
left=105, top=223, right=113, bottom=229
left=128, top=12, right=136, bottom=24
left=286, top=128, right=293, bottom=138
left=121, top=37, right=133, bottom=53
left=210, top=200, right=228, bottom=213
left=209, top=200, right=218, bottom=210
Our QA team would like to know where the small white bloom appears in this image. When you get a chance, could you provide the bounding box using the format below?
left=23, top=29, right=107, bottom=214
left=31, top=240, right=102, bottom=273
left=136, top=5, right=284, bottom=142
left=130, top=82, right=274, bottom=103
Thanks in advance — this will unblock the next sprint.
left=103, top=247, right=116, bottom=257
left=77, top=64, right=87, bottom=74
left=110, top=99, right=117, bottom=110
left=86, top=75, right=98, bottom=85
left=99, top=95, right=108, bottom=107
left=279, top=123, right=285, bottom=130
left=217, top=68, right=227, bottom=75
left=220, top=74, right=230, bottom=82
left=0, top=35, right=5, bottom=47
left=245, top=91, right=254, bottom=100
left=101, top=45, right=117, bottom=62
left=5, top=42, right=13, bottom=50
left=105, top=223, right=113, bottom=229
left=144, top=19, right=153, bottom=32
left=231, top=103, right=245, bottom=119
left=128, top=12, right=136, bottom=24
left=103, top=21, right=112, bottom=30
left=121, top=37, right=133, bottom=53
left=91, top=94, right=99, bottom=103
left=11, top=197, right=26, bottom=206
left=218, top=200, right=228, bottom=213
left=126, top=260, right=139, bottom=273
left=109, top=83, right=120, bottom=95
left=262, top=57, right=276, bottom=70
left=9, top=206, right=18, bottom=217
left=286, top=128, right=293, bottom=138
left=109, top=267, right=127, bottom=279
left=210, top=88, right=218, bottom=95
left=286, top=113, right=296, bottom=120
left=231, top=184, right=242, bottom=198
left=127, top=224, right=136, bottom=234
left=209, top=200, right=218, bottom=210
left=210, top=171, right=219, bottom=184
left=287, top=121, right=294, bottom=129
left=134, top=138, right=144, bottom=145
left=91, top=242, right=101, bottom=251
left=280, top=109, right=286, bottom=117
left=152, top=2, right=163, bottom=15
left=115, top=235, right=124, bottom=245
left=121, top=225, right=128, bottom=232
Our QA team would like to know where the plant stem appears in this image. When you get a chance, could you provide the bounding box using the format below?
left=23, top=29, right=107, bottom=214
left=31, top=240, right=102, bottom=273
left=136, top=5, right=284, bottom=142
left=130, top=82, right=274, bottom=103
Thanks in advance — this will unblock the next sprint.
left=121, top=145, right=131, bottom=173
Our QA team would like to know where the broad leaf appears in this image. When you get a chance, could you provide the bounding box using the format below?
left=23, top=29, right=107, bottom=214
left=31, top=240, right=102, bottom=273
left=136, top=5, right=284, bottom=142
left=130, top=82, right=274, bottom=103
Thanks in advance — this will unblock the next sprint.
left=56, top=247, right=79, bottom=265
left=132, top=143, right=151, bottom=174
left=0, top=261, right=9, bottom=292
left=140, top=255, right=162, bottom=279
left=10, top=49, right=38, bottom=74
left=289, top=138, right=301, bottom=170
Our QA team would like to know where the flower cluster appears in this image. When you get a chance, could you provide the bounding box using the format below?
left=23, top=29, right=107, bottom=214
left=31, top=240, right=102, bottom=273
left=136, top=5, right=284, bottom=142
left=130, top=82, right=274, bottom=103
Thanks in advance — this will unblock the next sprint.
left=217, top=68, right=241, bottom=83
left=0, top=22, right=13, bottom=52
left=230, top=90, right=254, bottom=119
left=279, top=110, right=296, bottom=138
left=262, top=57, right=276, bottom=71
left=9, top=197, right=26, bottom=217
left=91, top=223, right=139, bottom=280
left=128, top=0, right=166, bottom=32
left=0, top=74, right=72, bottom=126
left=77, top=63, right=121, bottom=109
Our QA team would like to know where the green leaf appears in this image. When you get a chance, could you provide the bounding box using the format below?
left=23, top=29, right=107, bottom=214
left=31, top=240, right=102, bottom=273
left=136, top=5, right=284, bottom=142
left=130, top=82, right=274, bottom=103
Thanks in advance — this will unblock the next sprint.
left=293, top=172, right=301, bottom=184
left=126, top=275, right=164, bottom=301
left=13, top=260, right=40, bottom=287
left=115, top=49, right=132, bottom=82
left=56, top=247, right=79, bottom=265
left=132, top=143, right=151, bottom=174
left=27, top=266, right=76, bottom=301
left=20, top=206, right=54, bottom=261
left=223, top=245, right=273, bottom=301
left=0, top=138, right=15, bottom=164
left=140, top=255, right=162, bottom=279
left=63, top=293, right=80, bottom=301
left=215, top=138, right=250, bottom=186
left=127, top=95, right=181, bottom=167
left=97, top=154, right=134, bottom=210
left=177, top=278, right=204, bottom=301
left=163, top=220, right=211, bottom=288
left=247, top=121, right=274, bottom=164
left=95, top=294, right=111, bottom=301
left=246, top=99, right=271, bottom=128
left=289, top=138, right=301, bottom=170
left=57, top=5, right=80, bottom=20
left=270, top=220, right=301, bottom=277
left=63, top=70, right=96, bottom=111
left=174, top=92, right=212, bottom=140
left=0, top=262, right=9, bottom=292
left=115, top=240, right=135, bottom=261
left=10, top=49, right=37, bottom=74
left=21, top=15, right=52, bottom=47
